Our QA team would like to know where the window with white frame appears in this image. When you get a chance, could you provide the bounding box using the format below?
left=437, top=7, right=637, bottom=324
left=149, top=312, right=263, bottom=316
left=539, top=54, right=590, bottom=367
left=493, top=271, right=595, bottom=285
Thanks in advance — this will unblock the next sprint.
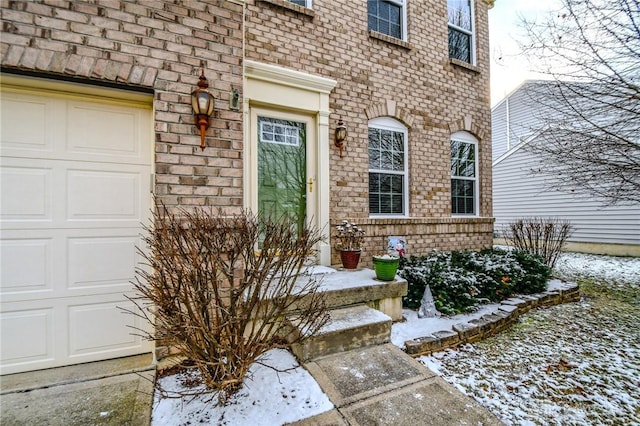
left=450, top=131, right=478, bottom=215
left=259, top=120, right=301, bottom=146
left=448, top=0, right=475, bottom=64
left=368, top=117, right=408, bottom=216
left=368, top=0, right=406, bottom=40
left=286, top=0, right=310, bottom=7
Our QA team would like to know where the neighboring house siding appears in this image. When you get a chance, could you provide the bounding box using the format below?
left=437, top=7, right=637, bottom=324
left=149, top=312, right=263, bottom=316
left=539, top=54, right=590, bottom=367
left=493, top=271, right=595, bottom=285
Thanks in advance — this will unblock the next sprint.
left=491, top=100, right=508, bottom=161
left=493, top=143, right=640, bottom=249
left=506, top=86, right=540, bottom=143
left=0, top=0, right=245, bottom=215
left=246, top=0, right=495, bottom=262
left=491, top=81, right=550, bottom=162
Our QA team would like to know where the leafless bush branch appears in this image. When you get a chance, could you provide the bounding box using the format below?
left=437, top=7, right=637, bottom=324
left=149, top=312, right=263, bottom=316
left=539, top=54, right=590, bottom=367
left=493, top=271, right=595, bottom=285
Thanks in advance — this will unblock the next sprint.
left=127, top=203, right=328, bottom=402
left=503, top=217, right=574, bottom=269
left=519, top=0, right=640, bottom=204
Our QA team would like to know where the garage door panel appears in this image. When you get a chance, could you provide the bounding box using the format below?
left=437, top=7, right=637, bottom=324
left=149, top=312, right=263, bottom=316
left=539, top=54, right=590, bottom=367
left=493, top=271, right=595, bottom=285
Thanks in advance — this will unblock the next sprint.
left=0, top=93, right=62, bottom=154
left=0, top=166, right=52, bottom=221
left=67, top=236, right=139, bottom=290
left=2, top=230, right=145, bottom=302
left=68, top=298, right=146, bottom=358
left=67, top=101, right=141, bottom=156
left=67, top=168, right=145, bottom=221
left=0, top=308, right=55, bottom=369
left=1, top=159, right=150, bottom=229
left=1, top=238, right=53, bottom=294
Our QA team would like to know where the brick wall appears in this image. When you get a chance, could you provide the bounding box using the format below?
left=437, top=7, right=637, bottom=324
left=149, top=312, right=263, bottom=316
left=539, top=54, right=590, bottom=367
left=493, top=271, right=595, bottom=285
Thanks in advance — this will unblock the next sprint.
left=245, top=0, right=494, bottom=262
left=1, top=0, right=495, bottom=263
left=1, top=0, right=244, bottom=214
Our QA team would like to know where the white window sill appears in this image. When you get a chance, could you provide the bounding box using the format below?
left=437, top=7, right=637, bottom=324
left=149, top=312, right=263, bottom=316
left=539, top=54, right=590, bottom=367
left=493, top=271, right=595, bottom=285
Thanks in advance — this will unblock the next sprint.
left=449, top=58, right=479, bottom=73
left=258, top=0, right=315, bottom=18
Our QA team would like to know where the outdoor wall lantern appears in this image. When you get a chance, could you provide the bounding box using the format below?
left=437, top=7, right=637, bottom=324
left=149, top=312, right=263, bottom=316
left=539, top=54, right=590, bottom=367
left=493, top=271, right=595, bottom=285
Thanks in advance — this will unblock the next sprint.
left=191, top=69, right=216, bottom=150
left=335, top=118, right=347, bottom=157
left=229, top=88, right=240, bottom=111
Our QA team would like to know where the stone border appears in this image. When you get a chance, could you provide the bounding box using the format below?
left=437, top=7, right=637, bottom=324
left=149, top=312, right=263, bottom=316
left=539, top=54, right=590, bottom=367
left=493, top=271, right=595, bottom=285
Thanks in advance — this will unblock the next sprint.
left=404, top=282, right=581, bottom=356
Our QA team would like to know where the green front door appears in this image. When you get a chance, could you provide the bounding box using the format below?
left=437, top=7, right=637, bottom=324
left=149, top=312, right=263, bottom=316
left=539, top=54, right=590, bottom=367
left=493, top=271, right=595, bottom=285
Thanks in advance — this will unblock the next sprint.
left=257, top=116, right=307, bottom=235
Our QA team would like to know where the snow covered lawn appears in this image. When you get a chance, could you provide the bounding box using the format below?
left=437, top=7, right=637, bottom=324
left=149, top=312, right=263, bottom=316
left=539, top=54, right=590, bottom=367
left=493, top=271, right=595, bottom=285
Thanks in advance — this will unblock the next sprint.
left=418, top=252, right=640, bottom=425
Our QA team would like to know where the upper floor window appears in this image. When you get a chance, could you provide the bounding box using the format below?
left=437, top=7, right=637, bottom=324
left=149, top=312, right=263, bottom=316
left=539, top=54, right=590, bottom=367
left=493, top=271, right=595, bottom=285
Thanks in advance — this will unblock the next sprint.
left=451, top=131, right=479, bottom=215
left=448, top=0, right=475, bottom=64
left=369, top=117, right=408, bottom=216
left=368, top=0, right=406, bottom=40
left=286, top=0, right=310, bottom=6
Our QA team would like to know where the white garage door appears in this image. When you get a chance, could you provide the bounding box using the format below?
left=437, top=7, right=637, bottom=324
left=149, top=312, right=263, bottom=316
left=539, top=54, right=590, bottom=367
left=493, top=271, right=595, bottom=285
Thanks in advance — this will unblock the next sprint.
left=0, top=79, right=153, bottom=374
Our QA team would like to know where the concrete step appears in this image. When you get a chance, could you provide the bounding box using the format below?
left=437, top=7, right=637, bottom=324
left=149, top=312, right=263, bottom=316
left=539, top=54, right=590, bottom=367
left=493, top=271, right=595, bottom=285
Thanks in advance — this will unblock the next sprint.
left=295, top=267, right=407, bottom=321
left=289, top=305, right=392, bottom=361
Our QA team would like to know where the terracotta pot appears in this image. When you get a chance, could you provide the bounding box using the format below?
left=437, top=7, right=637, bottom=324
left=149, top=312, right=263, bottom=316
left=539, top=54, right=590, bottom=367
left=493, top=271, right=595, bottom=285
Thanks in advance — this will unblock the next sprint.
left=340, top=250, right=361, bottom=269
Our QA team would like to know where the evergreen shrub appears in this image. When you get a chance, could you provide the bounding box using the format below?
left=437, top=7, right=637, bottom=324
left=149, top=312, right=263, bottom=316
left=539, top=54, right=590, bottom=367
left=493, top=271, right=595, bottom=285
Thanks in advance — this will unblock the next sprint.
left=399, top=248, right=551, bottom=315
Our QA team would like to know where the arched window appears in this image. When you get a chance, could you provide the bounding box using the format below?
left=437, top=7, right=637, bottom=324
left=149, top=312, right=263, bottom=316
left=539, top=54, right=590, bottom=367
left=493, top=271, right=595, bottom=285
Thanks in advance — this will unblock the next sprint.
left=368, top=117, right=408, bottom=216
left=450, top=131, right=479, bottom=215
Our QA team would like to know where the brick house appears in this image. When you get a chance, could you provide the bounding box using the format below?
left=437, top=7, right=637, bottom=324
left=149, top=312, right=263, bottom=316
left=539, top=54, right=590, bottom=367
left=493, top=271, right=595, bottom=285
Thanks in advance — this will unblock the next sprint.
left=0, top=0, right=494, bottom=374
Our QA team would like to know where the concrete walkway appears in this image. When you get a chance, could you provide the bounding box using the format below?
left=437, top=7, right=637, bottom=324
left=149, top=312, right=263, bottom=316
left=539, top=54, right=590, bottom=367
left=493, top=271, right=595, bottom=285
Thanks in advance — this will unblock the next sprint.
left=0, top=347, right=502, bottom=426
left=292, top=344, right=502, bottom=426
left=0, top=354, right=155, bottom=426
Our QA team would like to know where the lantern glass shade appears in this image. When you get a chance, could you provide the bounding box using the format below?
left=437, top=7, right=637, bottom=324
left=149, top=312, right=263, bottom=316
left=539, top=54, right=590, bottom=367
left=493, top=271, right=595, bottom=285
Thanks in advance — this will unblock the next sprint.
left=192, top=90, right=214, bottom=116
left=335, top=126, right=347, bottom=142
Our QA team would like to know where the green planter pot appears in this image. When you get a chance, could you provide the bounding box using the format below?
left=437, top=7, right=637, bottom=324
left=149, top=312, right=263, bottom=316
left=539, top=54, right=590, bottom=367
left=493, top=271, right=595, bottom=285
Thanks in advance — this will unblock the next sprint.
left=372, top=256, right=400, bottom=281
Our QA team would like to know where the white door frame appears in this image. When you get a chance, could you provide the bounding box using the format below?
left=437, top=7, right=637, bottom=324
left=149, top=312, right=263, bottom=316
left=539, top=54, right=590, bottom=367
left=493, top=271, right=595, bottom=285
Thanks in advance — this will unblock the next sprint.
left=244, top=61, right=336, bottom=265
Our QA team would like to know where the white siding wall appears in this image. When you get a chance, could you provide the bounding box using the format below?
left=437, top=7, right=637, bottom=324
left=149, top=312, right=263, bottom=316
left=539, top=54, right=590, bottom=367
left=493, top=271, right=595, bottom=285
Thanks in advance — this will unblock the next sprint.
left=493, top=145, right=640, bottom=246
left=492, top=81, right=552, bottom=162
left=492, top=100, right=508, bottom=161
left=506, top=86, right=544, bottom=142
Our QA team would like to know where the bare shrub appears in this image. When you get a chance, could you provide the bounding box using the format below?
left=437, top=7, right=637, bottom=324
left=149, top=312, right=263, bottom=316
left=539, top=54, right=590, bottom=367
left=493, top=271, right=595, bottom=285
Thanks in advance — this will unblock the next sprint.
left=503, top=217, right=574, bottom=269
left=128, top=204, right=329, bottom=401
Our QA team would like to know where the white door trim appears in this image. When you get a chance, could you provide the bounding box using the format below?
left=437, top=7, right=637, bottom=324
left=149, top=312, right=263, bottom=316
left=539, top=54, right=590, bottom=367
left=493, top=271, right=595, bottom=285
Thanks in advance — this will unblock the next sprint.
left=244, top=61, right=336, bottom=265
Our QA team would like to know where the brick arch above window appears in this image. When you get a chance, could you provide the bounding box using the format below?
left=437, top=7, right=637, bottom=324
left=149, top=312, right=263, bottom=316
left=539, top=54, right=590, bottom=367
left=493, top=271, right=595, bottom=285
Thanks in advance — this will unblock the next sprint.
left=448, top=114, right=486, bottom=141
left=364, top=100, right=415, bottom=129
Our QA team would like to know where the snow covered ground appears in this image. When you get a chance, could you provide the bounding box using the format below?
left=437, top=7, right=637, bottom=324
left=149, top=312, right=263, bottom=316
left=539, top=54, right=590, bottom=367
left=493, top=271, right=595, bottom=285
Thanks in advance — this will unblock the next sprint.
left=554, top=251, right=640, bottom=287
left=390, top=303, right=500, bottom=348
left=151, top=252, right=639, bottom=425
left=419, top=252, right=640, bottom=425
left=152, top=349, right=333, bottom=425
